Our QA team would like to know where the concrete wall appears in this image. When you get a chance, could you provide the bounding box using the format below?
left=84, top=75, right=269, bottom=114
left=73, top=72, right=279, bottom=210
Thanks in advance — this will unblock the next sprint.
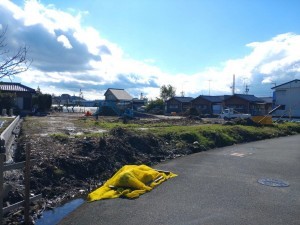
left=0, top=116, right=20, bottom=152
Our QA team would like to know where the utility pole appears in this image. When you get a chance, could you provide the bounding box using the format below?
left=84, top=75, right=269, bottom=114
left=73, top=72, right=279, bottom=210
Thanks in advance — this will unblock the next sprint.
left=208, top=80, right=211, bottom=96
left=230, top=74, right=235, bottom=95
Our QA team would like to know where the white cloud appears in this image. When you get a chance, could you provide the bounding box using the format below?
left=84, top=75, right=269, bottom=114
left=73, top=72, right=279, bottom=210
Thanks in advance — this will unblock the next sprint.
left=57, top=35, right=72, bottom=49
left=1, top=0, right=300, bottom=100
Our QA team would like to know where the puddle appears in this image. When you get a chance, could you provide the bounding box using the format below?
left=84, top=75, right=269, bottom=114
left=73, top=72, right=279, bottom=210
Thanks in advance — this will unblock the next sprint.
left=137, top=128, right=149, bottom=131
left=35, top=198, right=84, bottom=225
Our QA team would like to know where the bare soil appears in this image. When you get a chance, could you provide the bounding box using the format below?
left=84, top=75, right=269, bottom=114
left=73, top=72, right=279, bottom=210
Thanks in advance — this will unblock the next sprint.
left=4, top=113, right=205, bottom=224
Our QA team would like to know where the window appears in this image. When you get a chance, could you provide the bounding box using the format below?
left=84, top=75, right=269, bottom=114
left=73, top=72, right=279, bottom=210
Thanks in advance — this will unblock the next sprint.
left=197, top=105, right=207, bottom=109
left=169, top=104, right=178, bottom=109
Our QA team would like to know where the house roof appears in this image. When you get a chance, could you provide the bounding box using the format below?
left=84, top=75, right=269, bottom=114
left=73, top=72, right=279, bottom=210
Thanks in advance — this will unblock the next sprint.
left=104, top=88, right=133, bottom=101
left=271, top=79, right=300, bottom=89
left=168, top=96, right=194, bottom=103
left=0, top=82, right=36, bottom=93
left=225, top=94, right=264, bottom=103
left=194, top=95, right=224, bottom=103
left=259, top=97, right=273, bottom=104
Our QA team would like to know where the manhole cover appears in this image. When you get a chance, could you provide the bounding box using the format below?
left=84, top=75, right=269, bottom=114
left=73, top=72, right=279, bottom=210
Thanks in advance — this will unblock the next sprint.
left=258, top=178, right=289, bottom=187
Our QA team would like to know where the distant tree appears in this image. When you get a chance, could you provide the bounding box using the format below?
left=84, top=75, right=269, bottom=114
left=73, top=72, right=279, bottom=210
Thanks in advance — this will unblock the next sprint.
left=32, top=91, right=52, bottom=112
left=146, top=98, right=164, bottom=114
left=0, top=27, right=30, bottom=80
left=160, top=84, right=176, bottom=101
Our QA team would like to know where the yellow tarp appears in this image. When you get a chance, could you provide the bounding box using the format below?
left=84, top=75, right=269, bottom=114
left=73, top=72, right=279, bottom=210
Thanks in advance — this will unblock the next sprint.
left=87, top=165, right=177, bottom=202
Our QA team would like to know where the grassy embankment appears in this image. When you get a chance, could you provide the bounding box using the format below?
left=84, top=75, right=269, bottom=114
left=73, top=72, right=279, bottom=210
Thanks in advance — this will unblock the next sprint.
left=53, top=117, right=300, bottom=151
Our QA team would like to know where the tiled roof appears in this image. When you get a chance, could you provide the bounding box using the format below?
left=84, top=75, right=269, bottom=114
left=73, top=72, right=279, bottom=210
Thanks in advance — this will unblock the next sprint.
left=171, top=97, right=194, bottom=103
left=259, top=97, right=273, bottom=104
left=105, top=88, right=133, bottom=101
left=224, top=94, right=264, bottom=103
left=0, top=82, right=36, bottom=93
left=196, top=95, right=224, bottom=103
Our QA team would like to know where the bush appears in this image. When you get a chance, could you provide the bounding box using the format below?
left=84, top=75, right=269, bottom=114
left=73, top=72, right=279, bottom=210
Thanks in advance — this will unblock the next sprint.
left=0, top=92, right=15, bottom=111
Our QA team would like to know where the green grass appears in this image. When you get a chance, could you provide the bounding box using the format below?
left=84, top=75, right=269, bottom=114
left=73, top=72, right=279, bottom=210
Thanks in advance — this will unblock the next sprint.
left=50, top=133, right=69, bottom=141
left=74, top=117, right=176, bottom=130
left=148, top=123, right=300, bottom=150
left=21, top=115, right=300, bottom=154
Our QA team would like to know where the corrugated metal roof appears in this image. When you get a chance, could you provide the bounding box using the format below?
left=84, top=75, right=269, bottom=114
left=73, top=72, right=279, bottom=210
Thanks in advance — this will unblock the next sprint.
left=271, top=79, right=300, bottom=89
left=106, top=88, right=133, bottom=101
left=171, top=97, right=194, bottom=103
left=0, top=82, right=36, bottom=93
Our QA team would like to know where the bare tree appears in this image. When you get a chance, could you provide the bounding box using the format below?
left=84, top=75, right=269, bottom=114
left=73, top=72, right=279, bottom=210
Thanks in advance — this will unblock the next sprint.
left=0, top=27, right=31, bottom=80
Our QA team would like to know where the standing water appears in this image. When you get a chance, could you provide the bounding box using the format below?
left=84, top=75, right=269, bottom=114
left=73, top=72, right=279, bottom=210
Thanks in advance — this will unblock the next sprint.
left=35, top=198, right=84, bottom=225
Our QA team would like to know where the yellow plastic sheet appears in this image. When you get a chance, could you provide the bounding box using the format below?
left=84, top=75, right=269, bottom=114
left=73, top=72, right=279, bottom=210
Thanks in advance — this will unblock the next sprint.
left=87, top=165, right=177, bottom=202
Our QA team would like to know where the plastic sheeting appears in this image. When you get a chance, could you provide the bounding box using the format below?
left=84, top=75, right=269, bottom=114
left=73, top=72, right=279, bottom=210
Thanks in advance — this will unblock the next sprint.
left=88, top=165, right=177, bottom=202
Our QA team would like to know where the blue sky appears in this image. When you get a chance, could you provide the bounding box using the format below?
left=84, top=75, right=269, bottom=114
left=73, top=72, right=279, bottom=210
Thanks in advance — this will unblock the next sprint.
left=1, top=0, right=300, bottom=99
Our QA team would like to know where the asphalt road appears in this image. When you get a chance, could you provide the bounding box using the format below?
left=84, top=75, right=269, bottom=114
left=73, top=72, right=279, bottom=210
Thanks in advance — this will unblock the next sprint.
left=59, top=135, right=300, bottom=225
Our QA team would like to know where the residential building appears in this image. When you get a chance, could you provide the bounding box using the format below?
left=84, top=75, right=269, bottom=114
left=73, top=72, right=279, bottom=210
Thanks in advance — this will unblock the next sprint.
left=104, top=88, right=133, bottom=102
left=223, top=94, right=266, bottom=115
left=0, top=82, right=36, bottom=112
left=165, top=97, right=194, bottom=114
left=52, top=94, right=85, bottom=105
left=192, top=95, right=224, bottom=115
left=258, top=97, right=273, bottom=114
left=271, top=79, right=300, bottom=118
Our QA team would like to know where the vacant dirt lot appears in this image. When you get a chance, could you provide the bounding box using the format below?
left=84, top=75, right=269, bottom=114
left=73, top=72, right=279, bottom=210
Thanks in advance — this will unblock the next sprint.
left=4, top=112, right=206, bottom=224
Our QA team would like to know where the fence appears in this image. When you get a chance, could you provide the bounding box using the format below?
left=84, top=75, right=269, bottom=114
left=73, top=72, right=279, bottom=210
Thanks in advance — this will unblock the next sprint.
left=0, top=144, right=41, bottom=224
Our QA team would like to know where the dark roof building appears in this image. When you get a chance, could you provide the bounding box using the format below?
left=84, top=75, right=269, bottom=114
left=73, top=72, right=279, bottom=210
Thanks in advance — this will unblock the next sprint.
left=0, top=82, right=36, bottom=112
left=171, top=97, right=194, bottom=103
left=192, top=95, right=224, bottom=115
left=224, top=94, right=264, bottom=103
left=165, top=96, right=194, bottom=114
left=197, top=95, right=225, bottom=103
left=0, top=82, right=36, bottom=93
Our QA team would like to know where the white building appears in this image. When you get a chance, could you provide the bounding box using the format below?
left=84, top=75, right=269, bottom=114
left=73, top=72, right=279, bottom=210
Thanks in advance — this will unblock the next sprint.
left=272, top=79, right=300, bottom=118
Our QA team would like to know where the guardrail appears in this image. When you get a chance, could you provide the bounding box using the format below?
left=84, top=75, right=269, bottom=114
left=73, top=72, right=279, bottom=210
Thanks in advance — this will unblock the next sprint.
left=0, top=144, right=42, bottom=224
left=0, top=116, right=20, bottom=156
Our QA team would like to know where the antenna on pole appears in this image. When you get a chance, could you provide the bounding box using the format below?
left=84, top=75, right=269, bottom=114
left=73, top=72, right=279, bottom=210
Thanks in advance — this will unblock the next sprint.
left=245, top=84, right=249, bottom=94
left=230, top=74, right=235, bottom=95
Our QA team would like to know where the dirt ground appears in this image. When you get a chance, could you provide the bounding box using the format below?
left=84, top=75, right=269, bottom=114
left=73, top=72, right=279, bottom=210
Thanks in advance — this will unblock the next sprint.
left=4, top=112, right=209, bottom=224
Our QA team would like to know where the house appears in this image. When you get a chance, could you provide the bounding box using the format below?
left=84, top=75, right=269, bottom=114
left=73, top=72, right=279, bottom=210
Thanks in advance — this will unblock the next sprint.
left=0, top=82, right=36, bottom=112
left=132, top=98, right=148, bottom=110
left=165, top=97, right=194, bottom=114
left=192, top=95, right=224, bottom=115
left=271, top=79, right=300, bottom=118
left=104, top=88, right=133, bottom=103
left=223, top=94, right=266, bottom=115
left=52, top=94, right=85, bottom=105
left=258, top=97, right=273, bottom=114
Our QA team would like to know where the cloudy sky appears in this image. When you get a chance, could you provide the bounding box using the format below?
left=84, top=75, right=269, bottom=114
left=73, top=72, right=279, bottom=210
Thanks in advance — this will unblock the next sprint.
left=1, top=0, right=300, bottom=100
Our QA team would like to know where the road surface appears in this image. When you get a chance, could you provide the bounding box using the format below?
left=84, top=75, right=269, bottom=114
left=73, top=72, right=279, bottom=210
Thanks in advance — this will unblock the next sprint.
left=59, top=135, right=300, bottom=225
